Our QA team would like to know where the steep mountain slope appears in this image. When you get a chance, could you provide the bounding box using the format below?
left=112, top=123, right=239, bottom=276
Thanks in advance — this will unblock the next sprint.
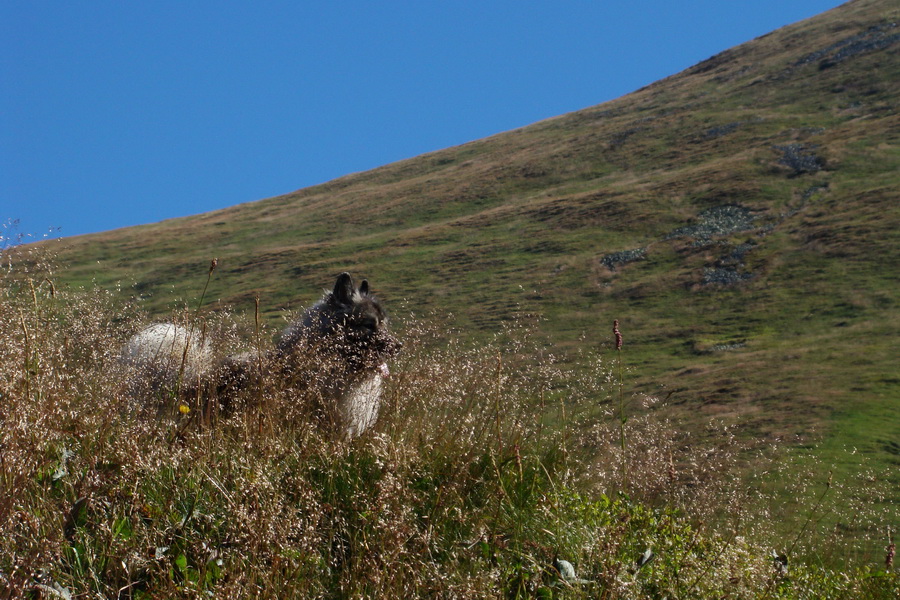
left=19, top=0, right=900, bottom=475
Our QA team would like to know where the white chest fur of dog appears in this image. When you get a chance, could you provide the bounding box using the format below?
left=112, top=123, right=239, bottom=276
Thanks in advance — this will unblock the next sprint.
left=339, top=372, right=385, bottom=439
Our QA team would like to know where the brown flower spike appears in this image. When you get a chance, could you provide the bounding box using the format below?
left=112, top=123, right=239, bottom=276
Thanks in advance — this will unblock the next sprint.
left=613, top=320, right=623, bottom=351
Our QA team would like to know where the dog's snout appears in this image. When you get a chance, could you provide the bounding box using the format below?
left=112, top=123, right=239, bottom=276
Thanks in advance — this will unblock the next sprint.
left=378, top=332, right=402, bottom=357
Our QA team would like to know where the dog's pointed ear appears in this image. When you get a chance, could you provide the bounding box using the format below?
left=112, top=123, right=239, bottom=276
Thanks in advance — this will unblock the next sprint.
left=333, top=272, right=355, bottom=305
left=359, top=279, right=369, bottom=296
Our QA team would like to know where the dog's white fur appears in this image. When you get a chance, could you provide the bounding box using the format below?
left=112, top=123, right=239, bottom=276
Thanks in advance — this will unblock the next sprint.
left=338, top=371, right=384, bottom=439
left=121, top=323, right=212, bottom=391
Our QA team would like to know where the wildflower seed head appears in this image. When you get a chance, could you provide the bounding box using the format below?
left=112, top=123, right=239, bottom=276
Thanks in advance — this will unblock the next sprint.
left=613, top=320, right=623, bottom=351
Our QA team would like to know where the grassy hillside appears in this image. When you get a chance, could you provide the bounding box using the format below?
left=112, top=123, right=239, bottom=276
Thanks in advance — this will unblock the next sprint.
left=13, top=0, right=900, bottom=515
left=1, top=270, right=897, bottom=597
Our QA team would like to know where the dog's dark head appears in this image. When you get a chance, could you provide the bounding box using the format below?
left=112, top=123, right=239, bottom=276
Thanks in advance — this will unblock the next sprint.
left=278, top=272, right=401, bottom=374
left=325, top=272, right=401, bottom=365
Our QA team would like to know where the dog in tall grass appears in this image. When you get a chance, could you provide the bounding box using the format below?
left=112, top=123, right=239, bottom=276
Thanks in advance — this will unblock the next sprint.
left=121, top=272, right=401, bottom=438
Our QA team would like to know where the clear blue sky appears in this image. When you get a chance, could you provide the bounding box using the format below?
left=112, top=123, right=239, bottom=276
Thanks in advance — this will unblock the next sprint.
left=2, top=1, right=845, bottom=242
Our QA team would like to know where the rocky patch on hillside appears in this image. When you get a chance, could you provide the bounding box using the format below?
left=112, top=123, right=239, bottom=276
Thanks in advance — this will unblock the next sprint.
left=702, top=240, right=757, bottom=286
left=774, top=144, right=824, bottom=176
left=794, top=22, right=899, bottom=69
left=600, top=247, right=646, bottom=271
left=599, top=169, right=835, bottom=288
left=702, top=266, right=753, bottom=286
left=666, top=205, right=758, bottom=246
left=703, top=122, right=742, bottom=139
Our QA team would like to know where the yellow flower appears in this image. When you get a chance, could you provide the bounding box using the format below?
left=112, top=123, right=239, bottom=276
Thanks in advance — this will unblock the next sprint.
left=178, top=404, right=191, bottom=415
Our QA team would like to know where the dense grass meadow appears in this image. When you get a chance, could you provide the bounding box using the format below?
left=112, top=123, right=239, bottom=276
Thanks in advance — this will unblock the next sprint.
left=2, top=250, right=897, bottom=598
